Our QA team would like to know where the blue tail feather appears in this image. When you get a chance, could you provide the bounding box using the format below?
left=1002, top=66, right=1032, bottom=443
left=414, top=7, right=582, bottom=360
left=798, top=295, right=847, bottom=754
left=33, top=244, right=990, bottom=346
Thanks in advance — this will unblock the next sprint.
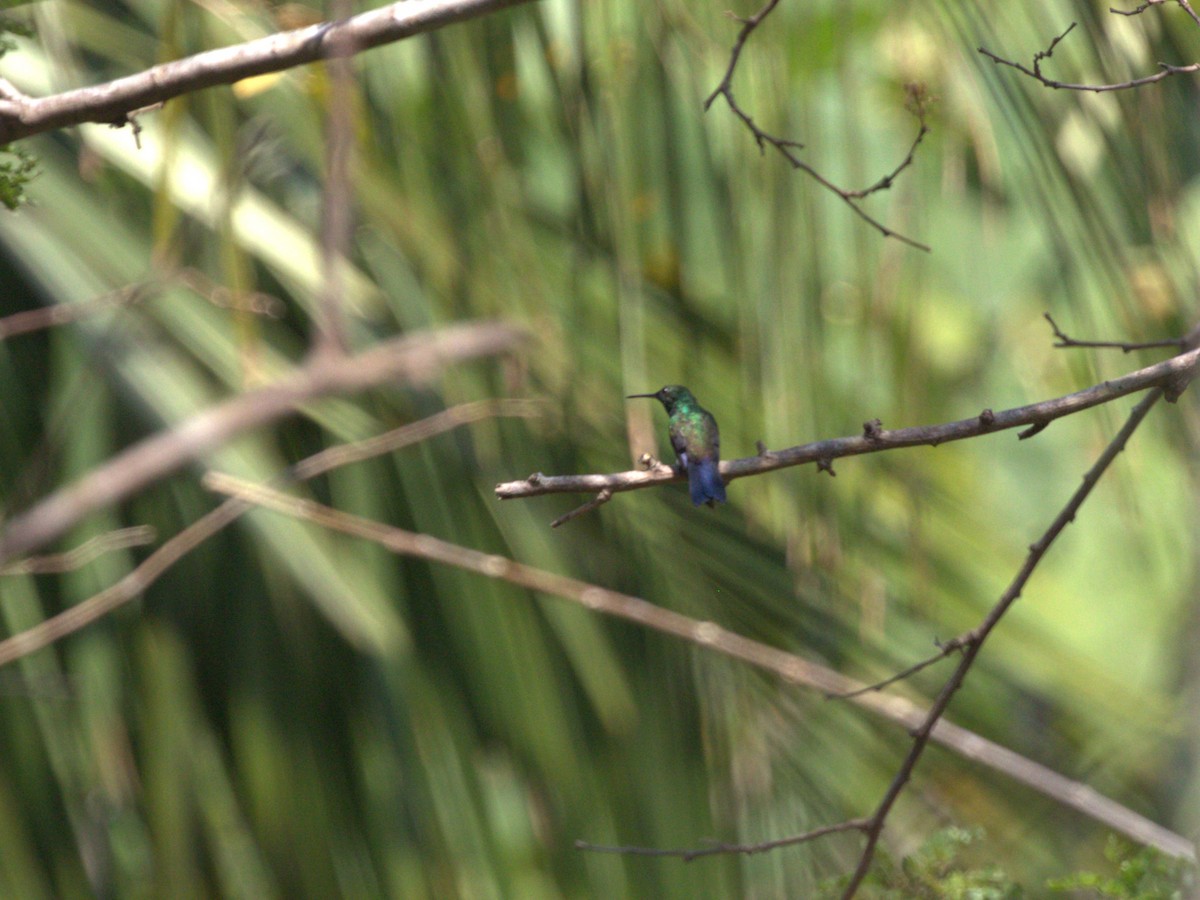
left=687, top=457, right=727, bottom=507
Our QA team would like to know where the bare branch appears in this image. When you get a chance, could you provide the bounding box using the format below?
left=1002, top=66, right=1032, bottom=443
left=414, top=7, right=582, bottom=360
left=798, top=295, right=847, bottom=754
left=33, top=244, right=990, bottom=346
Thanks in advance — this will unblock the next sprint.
left=1111, top=0, right=1200, bottom=29
left=0, top=273, right=284, bottom=343
left=979, top=4, right=1200, bottom=93
left=0, top=321, right=526, bottom=567
left=289, top=398, right=544, bottom=480
left=1179, top=0, right=1200, bottom=27
left=495, top=345, right=1200, bottom=511
left=0, top=502, right=249, bottom=667
left=839, top=388, right=1167, bottom=895
left=550, top=489, right=614, bottom=528
left=829, top=639, right=964, bottom=700
left=1044, top=312, right=1184, bottom=352
left=313, top=0, right=357, bottom=359
left=575, top=819, right=871, bottom=860
left=0, top=0, right=537, bottom=143
left=202, top=473, right=1197, bottom=863
left=0, top=284, right=148, bottom=340
left=0, top=526, right=156, bottom=575
left=0, top=399, right=538, bottom=663
left=705, top=2, right=930, bottom=251
left=177, top=268, right=286, bottom=319
left=1111, top=1, right=1166, bottom=18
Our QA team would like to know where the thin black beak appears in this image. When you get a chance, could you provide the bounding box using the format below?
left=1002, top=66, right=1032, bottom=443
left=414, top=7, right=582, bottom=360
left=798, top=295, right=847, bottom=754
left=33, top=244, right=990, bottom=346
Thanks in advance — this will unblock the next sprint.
left=626, top=392, right=658, bottom=399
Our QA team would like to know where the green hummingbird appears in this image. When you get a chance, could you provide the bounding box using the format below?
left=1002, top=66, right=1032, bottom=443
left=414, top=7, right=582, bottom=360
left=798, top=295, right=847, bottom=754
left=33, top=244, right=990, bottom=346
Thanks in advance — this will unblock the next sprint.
left=627, top=385, right=727, bottom=507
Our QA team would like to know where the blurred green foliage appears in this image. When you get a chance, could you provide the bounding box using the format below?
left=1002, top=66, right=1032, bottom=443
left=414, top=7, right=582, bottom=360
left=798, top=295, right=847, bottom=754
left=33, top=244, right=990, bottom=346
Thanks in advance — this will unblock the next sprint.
left=0, top=0, right=1197, bottom=896
left=1048, top=835, right=1199, bottom=898
left=821, top=828, right=1197, bottom=898
left=0, top=144, right=36, bottom=209
left=819, top=827, right=1024, bottom=899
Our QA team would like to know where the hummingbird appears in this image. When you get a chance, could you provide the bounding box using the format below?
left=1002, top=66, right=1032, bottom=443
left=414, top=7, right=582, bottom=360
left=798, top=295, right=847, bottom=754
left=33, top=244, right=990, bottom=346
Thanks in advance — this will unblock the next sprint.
left=627, top=385, right=727, bottom=507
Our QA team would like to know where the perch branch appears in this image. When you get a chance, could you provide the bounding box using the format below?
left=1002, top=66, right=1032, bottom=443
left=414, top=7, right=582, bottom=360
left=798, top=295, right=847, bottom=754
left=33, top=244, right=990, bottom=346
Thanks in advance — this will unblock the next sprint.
left=495, top=345, right=1200, bottom=512
left=202, top=472, right=1196, bottom=863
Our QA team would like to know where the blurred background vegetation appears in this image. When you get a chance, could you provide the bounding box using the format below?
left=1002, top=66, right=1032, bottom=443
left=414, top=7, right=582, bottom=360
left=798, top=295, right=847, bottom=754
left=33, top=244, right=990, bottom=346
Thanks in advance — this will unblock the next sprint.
left=0, top=0, right=1197, bottom=895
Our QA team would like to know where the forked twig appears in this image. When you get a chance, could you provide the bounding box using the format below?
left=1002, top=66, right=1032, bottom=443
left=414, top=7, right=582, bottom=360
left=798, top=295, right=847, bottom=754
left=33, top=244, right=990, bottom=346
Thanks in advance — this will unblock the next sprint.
left=1044, top=312, right=1183, bottom=353
left=838, top=388, right=1166, bottom=895
left=980, top=3, right=1200, bottom=93
left=705, top=1, right=930, bottom=251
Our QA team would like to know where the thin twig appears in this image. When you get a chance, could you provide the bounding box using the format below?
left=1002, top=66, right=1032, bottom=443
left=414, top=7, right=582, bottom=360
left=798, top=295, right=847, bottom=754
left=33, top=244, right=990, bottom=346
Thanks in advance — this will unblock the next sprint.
left=1111, top=1, right=1165, bottom=18
left=829, top=639, right=965, bottom=700
left=0, top=526, right=156, bottom=575
left=495, top=345, right=1200, bottom=512
left=1044, top=313, right=1184, bottom=352
left=1179, top=0, right=1200, bottom=27
left=202, top=472, right=1197, bottom=863
left=0, top=274, right=285, bottom=343
left=979, top=5, right=1200, bottom=93
left=704, top=0, right=930, bottom=251
left=314, top=0, right=357, bottom=359
left=575, top=818, right=871, bottom=860
left=0, top=285, right=149, bottom=340
left=289, top=398, right=544, bottom=480
left=550, top=488, right=613, bottom=528
left=1110, top=0, right=1200, bottom=28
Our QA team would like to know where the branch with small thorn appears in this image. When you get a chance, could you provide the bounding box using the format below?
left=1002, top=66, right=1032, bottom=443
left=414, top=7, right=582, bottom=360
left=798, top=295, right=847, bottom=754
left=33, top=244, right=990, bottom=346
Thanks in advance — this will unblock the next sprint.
left=496, top=344, right=1200, bottom=520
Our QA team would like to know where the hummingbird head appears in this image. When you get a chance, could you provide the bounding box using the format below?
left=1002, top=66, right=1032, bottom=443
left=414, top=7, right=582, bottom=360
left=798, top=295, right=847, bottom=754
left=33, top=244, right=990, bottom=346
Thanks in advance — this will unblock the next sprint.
left=626, top=384, right=693, bottom=413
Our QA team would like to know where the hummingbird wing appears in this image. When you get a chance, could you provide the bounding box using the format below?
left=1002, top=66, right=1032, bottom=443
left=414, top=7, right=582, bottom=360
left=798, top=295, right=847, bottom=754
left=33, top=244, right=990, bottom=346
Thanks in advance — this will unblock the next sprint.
left=670, top=428, right=689, bottom=468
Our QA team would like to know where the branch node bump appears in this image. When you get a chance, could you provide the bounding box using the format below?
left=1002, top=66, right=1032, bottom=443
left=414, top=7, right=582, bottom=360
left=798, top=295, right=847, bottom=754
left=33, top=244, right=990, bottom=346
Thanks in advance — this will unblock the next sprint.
left=637, top=452, right=661, bottom=470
